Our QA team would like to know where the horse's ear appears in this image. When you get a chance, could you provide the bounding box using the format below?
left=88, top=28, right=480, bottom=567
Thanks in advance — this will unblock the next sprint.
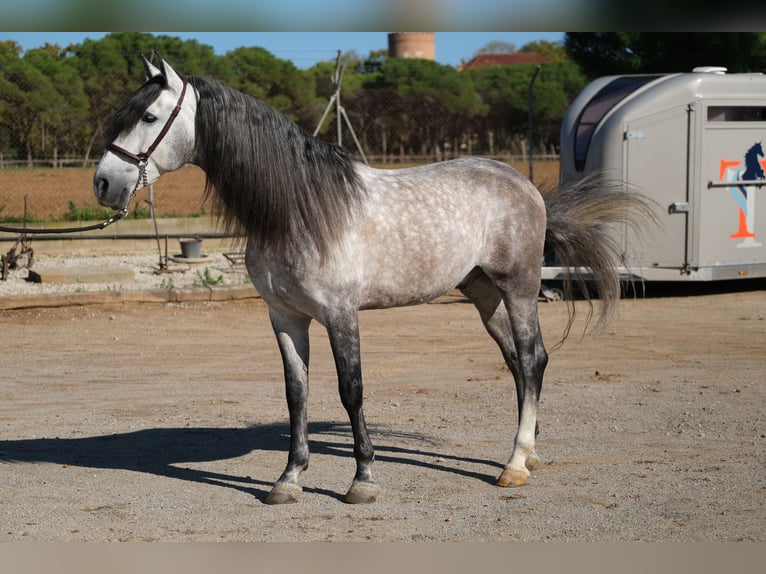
left=141, top=53, right=162, bottom=80
left=156, top=55, right=185, bottom=92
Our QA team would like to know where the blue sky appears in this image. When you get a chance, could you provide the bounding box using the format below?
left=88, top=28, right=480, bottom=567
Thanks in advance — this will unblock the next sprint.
left=1, top=1, right=590, bottom=32
left=1, top=31, right=565, bottom=69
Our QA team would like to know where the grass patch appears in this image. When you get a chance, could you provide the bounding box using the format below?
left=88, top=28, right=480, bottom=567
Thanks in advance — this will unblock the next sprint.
left=0, top=204, right=44, bottom=224
left=63, top=201, right=155, bottom=221
left=193, top=267, right=224, bottom=287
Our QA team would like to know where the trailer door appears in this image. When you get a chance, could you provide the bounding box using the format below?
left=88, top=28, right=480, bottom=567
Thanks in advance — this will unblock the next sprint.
left=698, top=103, right=766, bottom=272
left=624, top=106, right=691, bottom=270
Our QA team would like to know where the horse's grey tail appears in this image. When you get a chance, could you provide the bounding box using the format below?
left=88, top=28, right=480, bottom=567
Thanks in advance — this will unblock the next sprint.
left=543, top=170, right=657, bottom=341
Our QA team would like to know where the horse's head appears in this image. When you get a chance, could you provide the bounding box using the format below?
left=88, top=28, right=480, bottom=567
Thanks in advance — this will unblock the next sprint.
left=746, top=141, right=765, bottom=159
left=93, top=53, right=196, bottom=212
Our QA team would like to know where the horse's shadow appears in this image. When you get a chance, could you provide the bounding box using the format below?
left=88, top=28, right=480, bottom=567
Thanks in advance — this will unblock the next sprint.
left=0, top=421, right=502, bottom=502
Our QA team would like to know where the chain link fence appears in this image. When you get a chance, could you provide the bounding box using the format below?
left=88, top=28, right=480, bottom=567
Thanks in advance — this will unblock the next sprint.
left=0, top=63, right=561, bottom=222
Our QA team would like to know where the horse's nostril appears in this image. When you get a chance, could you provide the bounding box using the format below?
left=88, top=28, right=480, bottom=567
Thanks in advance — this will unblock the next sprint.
left=97, top=178, right=109, bottom=200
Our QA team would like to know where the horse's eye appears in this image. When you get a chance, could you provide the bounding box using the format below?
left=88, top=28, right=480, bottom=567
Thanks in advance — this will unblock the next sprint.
left=142, top=113, right=157, bottom=124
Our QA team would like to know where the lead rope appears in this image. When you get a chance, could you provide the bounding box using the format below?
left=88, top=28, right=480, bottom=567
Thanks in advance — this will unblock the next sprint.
left=0, top=207, right=129, bottom=235
left=0, top=159, right=148, bottom=236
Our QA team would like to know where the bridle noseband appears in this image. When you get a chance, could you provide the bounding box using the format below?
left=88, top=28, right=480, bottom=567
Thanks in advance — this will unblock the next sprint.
left=105, top=76, right=189, bottom=200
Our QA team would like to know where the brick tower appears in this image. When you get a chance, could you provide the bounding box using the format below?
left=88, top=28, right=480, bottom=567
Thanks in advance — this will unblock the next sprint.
left=387, top=32, right=435, bottom=61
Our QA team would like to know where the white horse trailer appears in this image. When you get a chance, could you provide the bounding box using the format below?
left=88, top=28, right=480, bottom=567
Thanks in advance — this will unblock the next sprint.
left=546, top=67, right=766, bottom=286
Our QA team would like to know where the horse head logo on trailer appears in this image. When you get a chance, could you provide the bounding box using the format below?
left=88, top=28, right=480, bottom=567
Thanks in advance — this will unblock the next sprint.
left=720, top=141, right=764, bottom=248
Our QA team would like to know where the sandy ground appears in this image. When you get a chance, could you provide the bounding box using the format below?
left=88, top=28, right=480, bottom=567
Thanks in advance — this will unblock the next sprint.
left=0, top=280, right=764, bottom=542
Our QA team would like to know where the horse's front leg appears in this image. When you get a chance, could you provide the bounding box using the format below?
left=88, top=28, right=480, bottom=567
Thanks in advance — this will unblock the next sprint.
left=265, top=308, right=312, bottom=505
left=326, top=311, right=379, bottom=503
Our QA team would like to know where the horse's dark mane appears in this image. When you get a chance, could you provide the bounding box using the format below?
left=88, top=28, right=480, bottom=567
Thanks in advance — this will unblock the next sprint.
left=187, top=75, right=364, bottom=258
left=104, top=75, right=167, bottom=144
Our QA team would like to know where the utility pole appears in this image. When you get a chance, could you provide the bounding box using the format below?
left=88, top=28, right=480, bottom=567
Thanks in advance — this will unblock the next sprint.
left=314, top=50, right=368, bottom=164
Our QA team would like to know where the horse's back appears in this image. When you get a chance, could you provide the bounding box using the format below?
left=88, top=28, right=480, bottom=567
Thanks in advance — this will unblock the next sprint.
left=359, top=157, right=542, bottom=214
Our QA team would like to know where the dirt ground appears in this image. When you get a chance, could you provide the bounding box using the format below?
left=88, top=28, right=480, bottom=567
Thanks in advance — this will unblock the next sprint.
left=0, top=281, right=763, bottom=542
left=0, top=166, right=209, bottom=221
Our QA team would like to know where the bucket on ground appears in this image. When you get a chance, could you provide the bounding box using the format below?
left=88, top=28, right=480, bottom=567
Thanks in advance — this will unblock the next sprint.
left=179, top=237, right=202, bottom=259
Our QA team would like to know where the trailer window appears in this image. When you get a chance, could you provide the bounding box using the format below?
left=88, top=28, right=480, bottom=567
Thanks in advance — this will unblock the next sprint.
left=707, top=106, right=766, bottom=122
left=574, top=75, right=660, bottom=171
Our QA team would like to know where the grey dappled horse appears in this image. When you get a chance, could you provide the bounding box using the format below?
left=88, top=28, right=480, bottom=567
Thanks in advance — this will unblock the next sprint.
left=93, top=54, right=653, bottom=504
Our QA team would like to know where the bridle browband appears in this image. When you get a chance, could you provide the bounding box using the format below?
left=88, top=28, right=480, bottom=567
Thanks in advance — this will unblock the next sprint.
left=0, top=75, right=189, bottom=236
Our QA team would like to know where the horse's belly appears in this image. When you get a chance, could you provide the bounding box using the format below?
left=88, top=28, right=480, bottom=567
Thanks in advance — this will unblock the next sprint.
left=353, top=208, right=488, bottom=309
left=359, top=280, right=456, bottom=309
left=357, top=249, right=475, bottom=309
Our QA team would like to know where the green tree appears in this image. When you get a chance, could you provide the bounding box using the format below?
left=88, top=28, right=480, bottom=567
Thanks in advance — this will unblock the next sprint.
left=218, top=46, right=315, bottom=125
left=520, top=40, right=568, bottom=62
left=0, top=41, right=23, bottom=162
left=470, top=64, right=530, bottom=155
left=469, top=60, right=585, bottom=156
left=1, top=33, right=228, bottom=165
left=529, top=62, right=587, bottom=153
left=66, top=33, right=145, bottom=162
left=475, top=40, right=517, bottom=55
left=0, top=40, right=22, bottom=64
left=368, top=58, right=483, bottom=160
left=351, top=66, right=400, bottom=159
left=66, top=32, right=223, bottom=161
left=149, top=34, right=221, bottom=78
left=23, top=45, right=89, bottom=165
left=0, top=56, right=57, bottom=165
left=565, top=32, right=766, bottom=79
left=360, top=49, right=387, bottom=73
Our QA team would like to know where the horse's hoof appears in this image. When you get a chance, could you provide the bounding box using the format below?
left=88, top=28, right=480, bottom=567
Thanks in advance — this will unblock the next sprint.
left=265, top=483, right=302, bottom=504
left=343, top=481, right=380, bottom=504
left=525, top=452, right=541, bottom=471
left=496, top=467, right=529, bottom=487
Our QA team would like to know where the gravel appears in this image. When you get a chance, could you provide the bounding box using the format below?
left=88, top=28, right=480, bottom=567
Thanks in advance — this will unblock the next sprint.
left=0, top=250, right=252, bottom=297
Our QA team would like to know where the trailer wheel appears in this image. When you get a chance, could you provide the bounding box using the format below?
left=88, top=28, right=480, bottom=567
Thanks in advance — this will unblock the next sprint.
left=541, top=283, right=565, bottom=302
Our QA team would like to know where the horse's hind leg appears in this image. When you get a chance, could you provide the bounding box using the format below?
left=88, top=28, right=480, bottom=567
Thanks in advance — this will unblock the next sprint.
left=460, top=269, right=547, bottom=485
left=265, top=308, right=312, bottom=504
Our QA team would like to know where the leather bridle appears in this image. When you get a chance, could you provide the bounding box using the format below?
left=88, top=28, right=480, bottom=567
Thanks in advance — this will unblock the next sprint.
left=105, top=76, right=189, bottom=201
left=106, top=76, right=189, bottom=165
